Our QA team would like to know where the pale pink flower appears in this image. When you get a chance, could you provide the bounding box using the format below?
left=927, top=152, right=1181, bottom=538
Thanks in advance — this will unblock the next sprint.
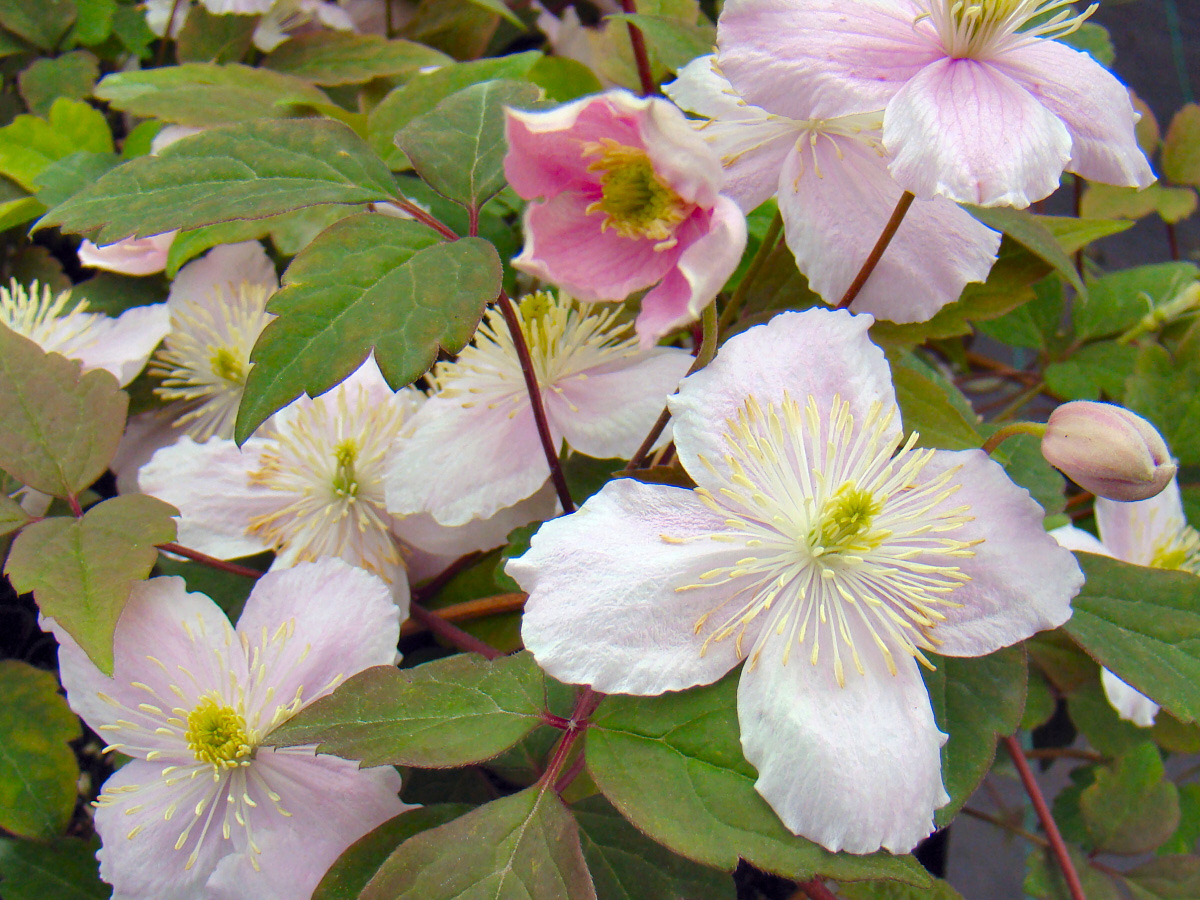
left=47, top=559, right=408, bottom=900
left=0, top=280, right=168, bottom=387
left=665, top=56, right=1000, bottom=322
left=78, top=232, right=176, bottom=276
left=1052, top=478, right=1200, bottom=727
left=505, top=91, right=747, bottom=346
left=717, top=0, right=1155, bottom=208
left=509, top=308, right=1082, bottom=853
left=384, top=291, right=692, bottom=529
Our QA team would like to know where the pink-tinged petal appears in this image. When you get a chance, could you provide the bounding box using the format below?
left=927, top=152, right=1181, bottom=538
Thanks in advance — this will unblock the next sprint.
left=1095, top=480, right=1188, bottom=567
left=778, top=136, right=999, bottom=322
left=635, top=197, right=748, bottom=346
left=71, top=303, right=170, bottom=386
left=504, top=94, right=645, bottom=200
left=665, top=56, right=798, bottom=211
left=94, top=760, right=227, bottom=900
left=919, top=450, right=1081, bottom=657
left=138, top=437, right=275, bottom=561
left=1101, top=668, right=1159, bottom=728
left=206, top=752, right=406, bottom=900
left=514, top=191, right=678, bottom=302
left=513, top=479, right=750, bottom=694
left=167, top=242, right=277, bottom=318
left=996, top=40, right=1154, bottom=190
left=548, top=346, right=692, bottom=459
left=52, top=577, right=240, bottom=753
left=1050, top=523, right=1113, bottom=558
left=717, top=0, right=938, bottom=121
left=639, top=95, right=725, bottom=209
left=384, top=393, right=551, bottom=527
left=884, top=57, right=1072, bottom=208
left=236, top=560, right=399, bottom=715
left=738, top=624, right=948, bottom=853
left=77, top=232, right=175, bottom=276
left=669, top=309, right=899, bottom=489
left=111, top=409, right=190, bottom=495
left=394, top=481, right=559, bottom=557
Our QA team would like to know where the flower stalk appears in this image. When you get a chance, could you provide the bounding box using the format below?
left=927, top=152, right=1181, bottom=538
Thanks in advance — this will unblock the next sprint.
left=835, top=191, right=915, bottom=310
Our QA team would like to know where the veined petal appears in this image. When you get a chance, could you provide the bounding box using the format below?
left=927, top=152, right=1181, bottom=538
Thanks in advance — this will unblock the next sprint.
left=1095, top=480, right=1188, bottom=567
left=206, top=752, right=406, bottom=900
left=70, top=303, right=170, bottom=387
left=738, top=623, right=948, bottom=854
left=234, top=560, right=400, bottom=723
left=918, top=451, right=1081, bottom=658
left=383, top=394, right=551, bottom=527
left=669, top=309, right=898, bottom=490
left=883, top=57, right=1072, bottom=208
left=512, top=479, right=749, bottom=694
left=111, top=408, right=191, bottom=496
left=94, top=760, right=227, bottom=900
left=548, top=346, right=691, bottom=459
left=777, top=134, right=999, bottom=322
left=1101, top=668, right=1159, bottom=728
left=717, top=0, right=937, bottom=121
left=138, top=437, right=276, bottom=562
left=996, top=40, right=1154, bottom=190
left=636, top=197, right=747, bottom=347
left=514, top=191, right=679, bottom=303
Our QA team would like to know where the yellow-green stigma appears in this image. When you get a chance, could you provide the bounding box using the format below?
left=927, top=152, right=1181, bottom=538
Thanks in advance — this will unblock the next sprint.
left=210, top=347, right=245, bottom=385
left=332, top=439, right=359, bottom=496
left=583, top=140, right=688, bottom=247
left=184, top=697, right=253, bottom=768
left=811, top=482, right=886, bottom=558
left=1148, top=525, right=1200, bottom=575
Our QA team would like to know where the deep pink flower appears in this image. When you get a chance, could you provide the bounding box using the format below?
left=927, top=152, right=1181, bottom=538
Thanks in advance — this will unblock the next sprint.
left=717, top=0, right=1155, bottom=208
left=505, top=90, right=747, bottom=345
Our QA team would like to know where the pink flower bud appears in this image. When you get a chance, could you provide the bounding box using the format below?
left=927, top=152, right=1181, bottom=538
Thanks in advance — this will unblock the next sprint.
left=1042, top=401, right=1176, bottom=502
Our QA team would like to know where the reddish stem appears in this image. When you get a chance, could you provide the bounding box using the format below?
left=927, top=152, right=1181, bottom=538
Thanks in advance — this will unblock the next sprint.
left=407, top=601, right=502, bottom=660
left=67, top=494, right=83, bottom=518
left=620, top=0, right=656, bottom=97
left=1004, top=735, right=1088, bottom=900
left=497, top=291, right=576, bottom=514
left=552, top=750, right=588, bottom=793
left=390, top=198, right=459, bottom=241
left=836, top=191, right=914, bottom=310
left=1166, top=221, right=1180, bottom=261
left=539, top=687, right=604, bottom=788
left=795, top=879, right=838, bottom=900
left=157, top=543, right=263, bottom=579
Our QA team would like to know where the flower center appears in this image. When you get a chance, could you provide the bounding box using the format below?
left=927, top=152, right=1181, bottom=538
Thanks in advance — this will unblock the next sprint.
left=810, top=482, right=886, bottom=558
left=0, top=280, right=96, bottom=355
left=583, top=140, right=689, bottom=247
left=185, top=697, right=253, bottom=768
left=152, top=280, right=274, bottom=441
left=920, top=0, right=1097, bottom=58
left=332, top=439, right=359, bottom=496
left=1148, top=525, right=1200, bottom=574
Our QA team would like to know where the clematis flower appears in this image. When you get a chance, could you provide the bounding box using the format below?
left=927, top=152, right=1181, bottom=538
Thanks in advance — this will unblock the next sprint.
left=79, top=232, right=175, bottom=276
left=717, top=0, right=1155, bottom=208
left=665, top=56, right=1000, bottom=322
left=0, top=280, right=168, bottom=387
left=145, top=0, right=353, bottom=52
left=385, top=291, right=692, bottom=528
left=1052, top=478, right=1200, bottom=727
left=47, top=559, right=409, bottom=900
left=509, top=308, right=1082, bottom=853
left=505, top=91, right=747, bottom=346
left=150, top=241, right=278, bottom=442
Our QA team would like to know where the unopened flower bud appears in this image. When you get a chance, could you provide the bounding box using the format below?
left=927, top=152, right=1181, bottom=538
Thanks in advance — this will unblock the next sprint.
left=1041, top=401, right=1176, bottom=502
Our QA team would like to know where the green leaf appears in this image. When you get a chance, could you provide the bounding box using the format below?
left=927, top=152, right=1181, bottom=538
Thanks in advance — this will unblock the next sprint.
left=236, top=215, right=501, bottom=441
left=1162, top=103, right=1200, bottom=187
left=38, top=119, right=397, bottom=244
left=111, top=4, right=155, bottom=57
left=1024, top=846, right=1123, bottom=900
left=572, top=795, right=734, bottom=900
left=0, top=98, right=112, bottom=193
left=1080, top=742, right=1180, bottom=855
left=891, top=356, right=982, bottom=451
left=607, top=12, right=714, bottom=71
left=1037, top=213, right=1132, bottom=252
left=33, top=150, right=120, bottom=210
left=65, top=0, right=114, bottom=47
left=461, top=0, right=524, bottom=27
left=527, top=56, right=603, bottom=102
left=923, top=647, right=1026, bottom=826
left=18, top=51, right=99, bottom=117
left=0, top=0, right=75, bottom=49
left=1069, top=676, right=1147, bottom=758
left=587, top=671, right=931, bottom=886
left=0, top=491, right=30, bottom=537
left=0, top=324, right=127, bottom=498
left=94, top=63, right=330, bottom=126
left=265, top=32, right=450, bottom=85
left=969, top=206, right=1087, bottom=298
left=152, top=553, right=263, bottom=623
left=1125, top=342, right=1200, bottom=465
left=266, top=652, right=548, bottom=767
left=1064, top=553, right=1200, bottom=724
left=0, top=661, right=81, bottom=839
left=397, top=79, right=540, bottom=211
left=1081, top=183, right=1199, bottom=225
left=360, top=786, right=597, bottom=900
left=1060, top=20, right=1114, bottom=65
left=1043, top=341, right=1138, bottom=401
left=175, top=6, right=257, bottom=63
left=368, top=52, right=541, bottom=169
left=1159, top=784, right=1200, bottom=855
left=4, top=494, right=177, bottom=675
left=838, top=878, right=966, bottom=900
left=1076, top=261, right=1198, bottom=342
left=0, top=837, right=109, bottom=900
left=1126, top=855, right=1200, bottom=899
left=313, top=805, right=472, bottom=900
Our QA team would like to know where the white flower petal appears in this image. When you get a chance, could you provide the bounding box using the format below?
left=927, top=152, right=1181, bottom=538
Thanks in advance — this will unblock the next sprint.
left=1101, top=668, right=1159, bottom=728
left=72, top=303, right=170, bottom=386
left=167, top=242, right=277, bottom=318
left=1095, top=480, right=1187, bottom=567
left=1050, top=524, right=1112, bottom=558
left=393, top=481, right=559, bottom=557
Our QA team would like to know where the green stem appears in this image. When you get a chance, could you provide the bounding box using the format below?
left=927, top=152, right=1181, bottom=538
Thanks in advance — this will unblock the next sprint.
left=981, top=421, right=1048, bottom=456
left=719, top=209, right=783, bottom=334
